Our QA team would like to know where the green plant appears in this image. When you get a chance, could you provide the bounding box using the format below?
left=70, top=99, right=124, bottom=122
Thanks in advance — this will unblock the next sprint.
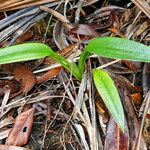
left=1, top=37, right=149, bottom=131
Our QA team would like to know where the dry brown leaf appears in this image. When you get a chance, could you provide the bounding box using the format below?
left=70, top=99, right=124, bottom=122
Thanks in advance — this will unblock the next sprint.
left=53, top=21, right=69, bottom=50
left=0, top=144, right=30, bottom=150
left=104, top=117, right=119, bottom=150
left=36, top=67, right=62, bottom=84
left=104, top=117, right=129, bottom=150
left=121, top=60, right=138, bottom=71
left=6, top=108, right=35, bottom=146
left=69, top=24, right=100, bottom=43
left=13, top=64, right=36, bottom=93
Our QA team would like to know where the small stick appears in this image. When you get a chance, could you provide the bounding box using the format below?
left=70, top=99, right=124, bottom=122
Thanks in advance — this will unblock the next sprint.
left=97, top=59, right=121, bottom=69
left=40, top=6, right=73, bottom=31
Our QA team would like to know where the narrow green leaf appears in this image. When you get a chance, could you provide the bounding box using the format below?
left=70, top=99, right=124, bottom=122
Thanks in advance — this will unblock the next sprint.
left=86, top=37, right=150, bottom=62
left=78, top=50, right=91, bottom=75
left=0, top=43, right=82, bottom=80
left=93, top=69, right=125, bottom=131
left=0, top=43, right=52, bottom=64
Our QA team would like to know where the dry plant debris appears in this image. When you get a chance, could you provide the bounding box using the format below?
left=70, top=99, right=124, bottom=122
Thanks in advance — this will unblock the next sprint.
left=0, top=0, right=150, bottom=150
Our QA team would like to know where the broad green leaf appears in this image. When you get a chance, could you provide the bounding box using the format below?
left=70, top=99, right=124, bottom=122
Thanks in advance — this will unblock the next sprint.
left=0, top=43, right=82, bottom=80
left=86, top=37, right=150, bottom=62
left=93, top=69, right=125, bottom=131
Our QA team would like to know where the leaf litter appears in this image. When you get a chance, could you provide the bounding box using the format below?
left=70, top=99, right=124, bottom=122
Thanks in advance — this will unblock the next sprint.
left=0, top=0, right=150, bottom=150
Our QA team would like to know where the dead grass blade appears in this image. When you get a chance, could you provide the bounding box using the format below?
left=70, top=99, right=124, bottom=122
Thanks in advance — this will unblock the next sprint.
left=131, top=0, right=150, bottom=19
left=0, top=0, right=59, bottom=12
left=1, top=88, right=10, bottom=116
left=135, top=91, right=150, bottom=150
left=40, top=6, right=73, bottom=31
left=0, top=117, right=14, bottom=128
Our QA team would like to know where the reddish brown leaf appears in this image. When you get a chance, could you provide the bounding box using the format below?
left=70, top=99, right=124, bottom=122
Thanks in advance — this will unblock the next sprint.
left=0, top=144, right=30, bottom=150
left=15, top=30, right=33, bottom=44
left=104, top=117, right=120, bottom=150
left=36, top=67, right=62, bottom=84
left=6, top=108, right=35, bottom=146
left=104, top=117, right=129, bottom=150
left=119, top=125, right=129, bottom=150
left=13, top=64, right=36, bottom=93
left=121, top=60, right=137, bottom=71
left=69, top=24, right=100, bottom=43
left=70, top=24, right=100, bottom=36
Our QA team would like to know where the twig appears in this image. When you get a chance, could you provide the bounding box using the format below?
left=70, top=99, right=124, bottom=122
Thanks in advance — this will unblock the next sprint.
left=75, top=0, right=85, bottom=23
left=134, top=91, right=150, bottom=150
left=40, top=6, right=73, bottom=31
left=97, top=59, right=121, bottom=69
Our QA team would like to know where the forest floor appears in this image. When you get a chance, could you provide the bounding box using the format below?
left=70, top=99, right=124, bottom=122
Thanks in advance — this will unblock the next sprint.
left=0, top=0, right=150, bottom=150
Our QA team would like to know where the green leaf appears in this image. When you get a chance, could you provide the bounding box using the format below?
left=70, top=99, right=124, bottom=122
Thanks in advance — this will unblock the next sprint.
left=0, top=43, right=51, bottom=64
left=0, top=43, right=82, bottom=80
left=78, top=50, right=91, bottom=75
left=93, top=69, right=125, bottom=131
left=86, top=37, right=150, bottom=62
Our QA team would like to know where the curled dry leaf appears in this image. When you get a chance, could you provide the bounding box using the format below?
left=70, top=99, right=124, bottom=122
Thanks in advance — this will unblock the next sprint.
left=13, top=64, right=36, bottom=93
left=36, top=67, right=62, bottom=84
left=6, top=108, right=35, bottom=146
left=53, top=21, right=69, bottom=50
left=69, top=24, right=100, bottom=43
left=0, top=144, right=30, bottom=150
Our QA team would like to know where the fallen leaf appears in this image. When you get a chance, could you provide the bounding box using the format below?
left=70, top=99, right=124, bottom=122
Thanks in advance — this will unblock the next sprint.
left=104, top=117, right=119, bottom=150
left=53, top=21, right=69, bottom=50
left=121, top=60, right=137, bottom=71
left=6, top=108, right=35, bottom=146
left=13, top=64, right=36, bottom=93
left=0, top=144, right=30, bottom=150
left=104, top=117, right=129, bottom=150
left=69, top=24, right=100, bottom=43
left=36, top=67, right=62, bottom=84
